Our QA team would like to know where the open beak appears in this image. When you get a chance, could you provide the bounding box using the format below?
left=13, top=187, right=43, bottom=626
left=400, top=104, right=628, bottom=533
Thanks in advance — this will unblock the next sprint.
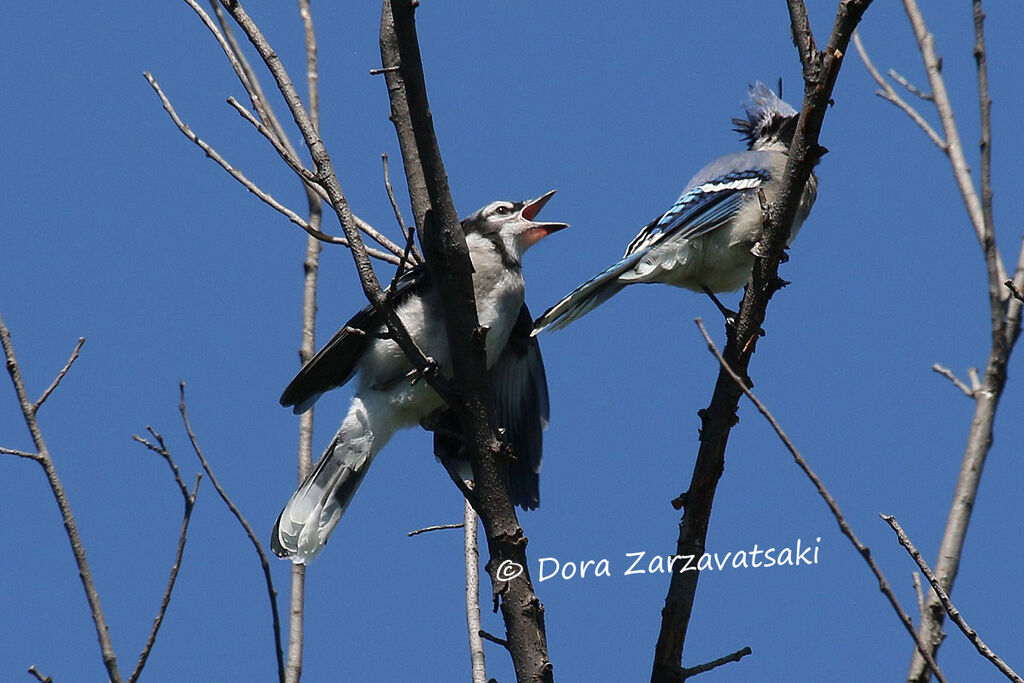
left=520, top=190, right=569, bottom=244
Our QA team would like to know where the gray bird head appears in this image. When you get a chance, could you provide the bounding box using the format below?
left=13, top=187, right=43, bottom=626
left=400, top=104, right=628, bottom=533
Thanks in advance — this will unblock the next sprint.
left=732, top=82, right=799, bottom=152
left=463, top=190, right=569, bottom=265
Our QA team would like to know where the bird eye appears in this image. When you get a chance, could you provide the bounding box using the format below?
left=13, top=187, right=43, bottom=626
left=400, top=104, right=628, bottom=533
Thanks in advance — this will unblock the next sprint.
left=494, top=204, right=512, bottom=216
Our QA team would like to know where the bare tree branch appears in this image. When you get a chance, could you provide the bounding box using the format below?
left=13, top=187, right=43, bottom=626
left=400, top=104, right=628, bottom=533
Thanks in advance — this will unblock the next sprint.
left=651, top=3, right=873, bottom=679
left=215, top=0, right=453, bottom=403
left=883, top=515, right=1023, bottom=683
left=464, top=501, right=487, bottom=683
left=285, top=2, right=321, bottom=679
left=888, top=69, right=933, bottom=100
left=32, top=337, right=85, bottom=414
left=407, top=522, right=465, bottom=537
left=382, top=151, right=423, bottom=268
left=143, top=72, right=401, bottom=264
left=694, top=319, right=949, bottom=683
left=27, top=666, right=52, bottom=683
left=479, top=630, right=509, bottom=649
left=380, top=3, right=553, bottom=680
left=133, top=427, right=190, bottom=500
left=891, top=4, right=1024, bottom=679
left=973, top=0, right=998, bottom=320
left=128, top=440, right=201, bottom=683
left=223, top=96, right=410, bottom=261
left=180, top=0, right=409, bottom=261
left=931, top=364, right=975, bottom=398
left=0, top=313, right=123, bottom=682
left=786, top=1, right=816, bottom=68
left=176, top=382, right=285, bottom=683
left=0, top=446, right=44, bottom=461
left=853, top=33, right=946, bottom=150
left=901, top=0, right=1007, bottom=287
left=913, top=572, right=926, bottom=621
left=680, top=646, right=753, bottom=680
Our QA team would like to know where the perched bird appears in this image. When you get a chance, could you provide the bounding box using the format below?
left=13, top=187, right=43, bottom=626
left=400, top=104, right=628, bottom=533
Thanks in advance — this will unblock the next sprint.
left=532, top=83, right=820, bottom=334
left=273, top=192, right=568, bottom=564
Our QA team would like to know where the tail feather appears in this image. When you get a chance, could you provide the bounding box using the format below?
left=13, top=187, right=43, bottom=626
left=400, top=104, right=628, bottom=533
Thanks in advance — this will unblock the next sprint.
left=272, top=397, right=381, bottom=564
left=532, top=252, right=642, bottom=334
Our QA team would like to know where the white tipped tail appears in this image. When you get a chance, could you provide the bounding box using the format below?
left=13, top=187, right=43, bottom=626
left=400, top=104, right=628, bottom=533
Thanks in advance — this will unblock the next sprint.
left=272, top=397, right=384, bottom=564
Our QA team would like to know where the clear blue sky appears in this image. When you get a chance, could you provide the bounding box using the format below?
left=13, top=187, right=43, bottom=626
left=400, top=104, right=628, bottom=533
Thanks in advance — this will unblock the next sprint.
left=2, top=2, right=1022, bottom=681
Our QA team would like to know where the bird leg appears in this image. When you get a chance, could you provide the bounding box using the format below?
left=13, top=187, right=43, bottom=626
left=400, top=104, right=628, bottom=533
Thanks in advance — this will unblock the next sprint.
left=702, top=286, right=766, bottom=338
left=701, top=286, right=738, bottom=324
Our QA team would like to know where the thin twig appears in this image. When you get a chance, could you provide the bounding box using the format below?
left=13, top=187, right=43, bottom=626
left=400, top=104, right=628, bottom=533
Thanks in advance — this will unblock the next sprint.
left=382, top=152, right=422, bottom=268
left=888, top=69, right=933, bottom=100
left=32, top=337, right=85, bottom=413
left=129, top=470, right=201, bottom=683
left=478, top=630, right=509, bottom=649
left=132, top=427, right=190, bottom=501
left=285, top=2, right=320, bottom=680
left=974, top=0, right=1000, bottom=325
left=902, top=0, right=1007, bottom=286
left=853, top=32, right=946, bottom=149
left=226, top=96, right=320, bottom=185
left=182, top=0, right=409, bottom=261
left=694, top=318, right=949, bottom=683
left=902, top=3, right=1019, bottom=678
left=27, top=666, right=52, bottom=683
left=407, top=522, right=464, bottom=537
left=0, top=312, right=123, bottom=683
left=211, top=0, right=390, bottom=269
left=0, top=446, right=43, bottom=461
left=143, top=73, right=400, bottom=265
left=913, top=572, right=926, bottom=621
left=464, top=500, right=487, bottom=683
left=177, top=382, right=285, bottom=683
left=931, top=364, right=975, bottom=398
left=218, top=0, right=451, bottom=402
left=201, top=0, right=406, bottom=261
left=224, top=95, right=403, bottom=259
left=680, top=646, right=753, bottom=680
left=967, top=367, right=982, bottom=393
left=882, top=515, right=1023, bottom=683
left=190, top=0, right=275, bottom=132
left=224, top=96, right=404, bottom=262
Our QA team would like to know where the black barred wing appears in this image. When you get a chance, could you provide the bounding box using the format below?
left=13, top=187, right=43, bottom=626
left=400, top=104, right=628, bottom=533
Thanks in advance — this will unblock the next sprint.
left=624, top=168, right=769, bottom=256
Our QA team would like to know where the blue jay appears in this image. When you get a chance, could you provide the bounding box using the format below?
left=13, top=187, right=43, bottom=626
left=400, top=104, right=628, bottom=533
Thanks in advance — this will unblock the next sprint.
left=273, top=192, right=567, bottom=564
left=532, top=83, right=819, bottom=334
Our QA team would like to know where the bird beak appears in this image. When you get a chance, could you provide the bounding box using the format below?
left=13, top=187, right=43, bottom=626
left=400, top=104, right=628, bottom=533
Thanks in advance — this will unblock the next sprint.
left=520, top=190, right=569, bottom=245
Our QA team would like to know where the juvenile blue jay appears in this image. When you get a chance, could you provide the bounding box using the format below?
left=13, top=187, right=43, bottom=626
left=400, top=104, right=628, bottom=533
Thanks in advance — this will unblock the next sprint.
left=273, top=192, right=567, bottom=564
left=532, top=83, right=819, bottom=334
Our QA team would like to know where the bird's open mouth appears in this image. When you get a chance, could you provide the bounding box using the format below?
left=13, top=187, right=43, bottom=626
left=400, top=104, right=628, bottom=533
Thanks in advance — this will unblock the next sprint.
left=521, top=190, right=569, bottom=241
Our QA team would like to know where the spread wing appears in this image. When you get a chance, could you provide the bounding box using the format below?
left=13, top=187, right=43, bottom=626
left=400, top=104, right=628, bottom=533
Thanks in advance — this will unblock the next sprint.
left=279, top=265, right=427, bottom=414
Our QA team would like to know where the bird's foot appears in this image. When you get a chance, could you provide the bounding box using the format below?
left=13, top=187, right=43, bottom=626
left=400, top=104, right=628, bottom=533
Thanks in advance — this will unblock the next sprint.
left=701, top=286, right=739, bottom=327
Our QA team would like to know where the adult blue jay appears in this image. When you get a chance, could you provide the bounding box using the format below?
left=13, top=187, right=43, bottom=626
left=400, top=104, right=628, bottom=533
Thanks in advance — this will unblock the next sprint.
left=273, top=192, right=567, bottom=564
left=532, top=83, right=819, bottom=334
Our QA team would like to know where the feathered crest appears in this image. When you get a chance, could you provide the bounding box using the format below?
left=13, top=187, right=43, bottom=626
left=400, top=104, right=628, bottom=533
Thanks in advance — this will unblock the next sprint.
left=732, top=81, right=799, bottom=150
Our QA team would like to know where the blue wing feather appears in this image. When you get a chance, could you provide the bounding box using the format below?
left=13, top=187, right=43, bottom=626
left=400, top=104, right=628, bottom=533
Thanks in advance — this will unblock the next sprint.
left=533, top=165, right=772, bottom=334
left=625, top=168, right=769, bottom=256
